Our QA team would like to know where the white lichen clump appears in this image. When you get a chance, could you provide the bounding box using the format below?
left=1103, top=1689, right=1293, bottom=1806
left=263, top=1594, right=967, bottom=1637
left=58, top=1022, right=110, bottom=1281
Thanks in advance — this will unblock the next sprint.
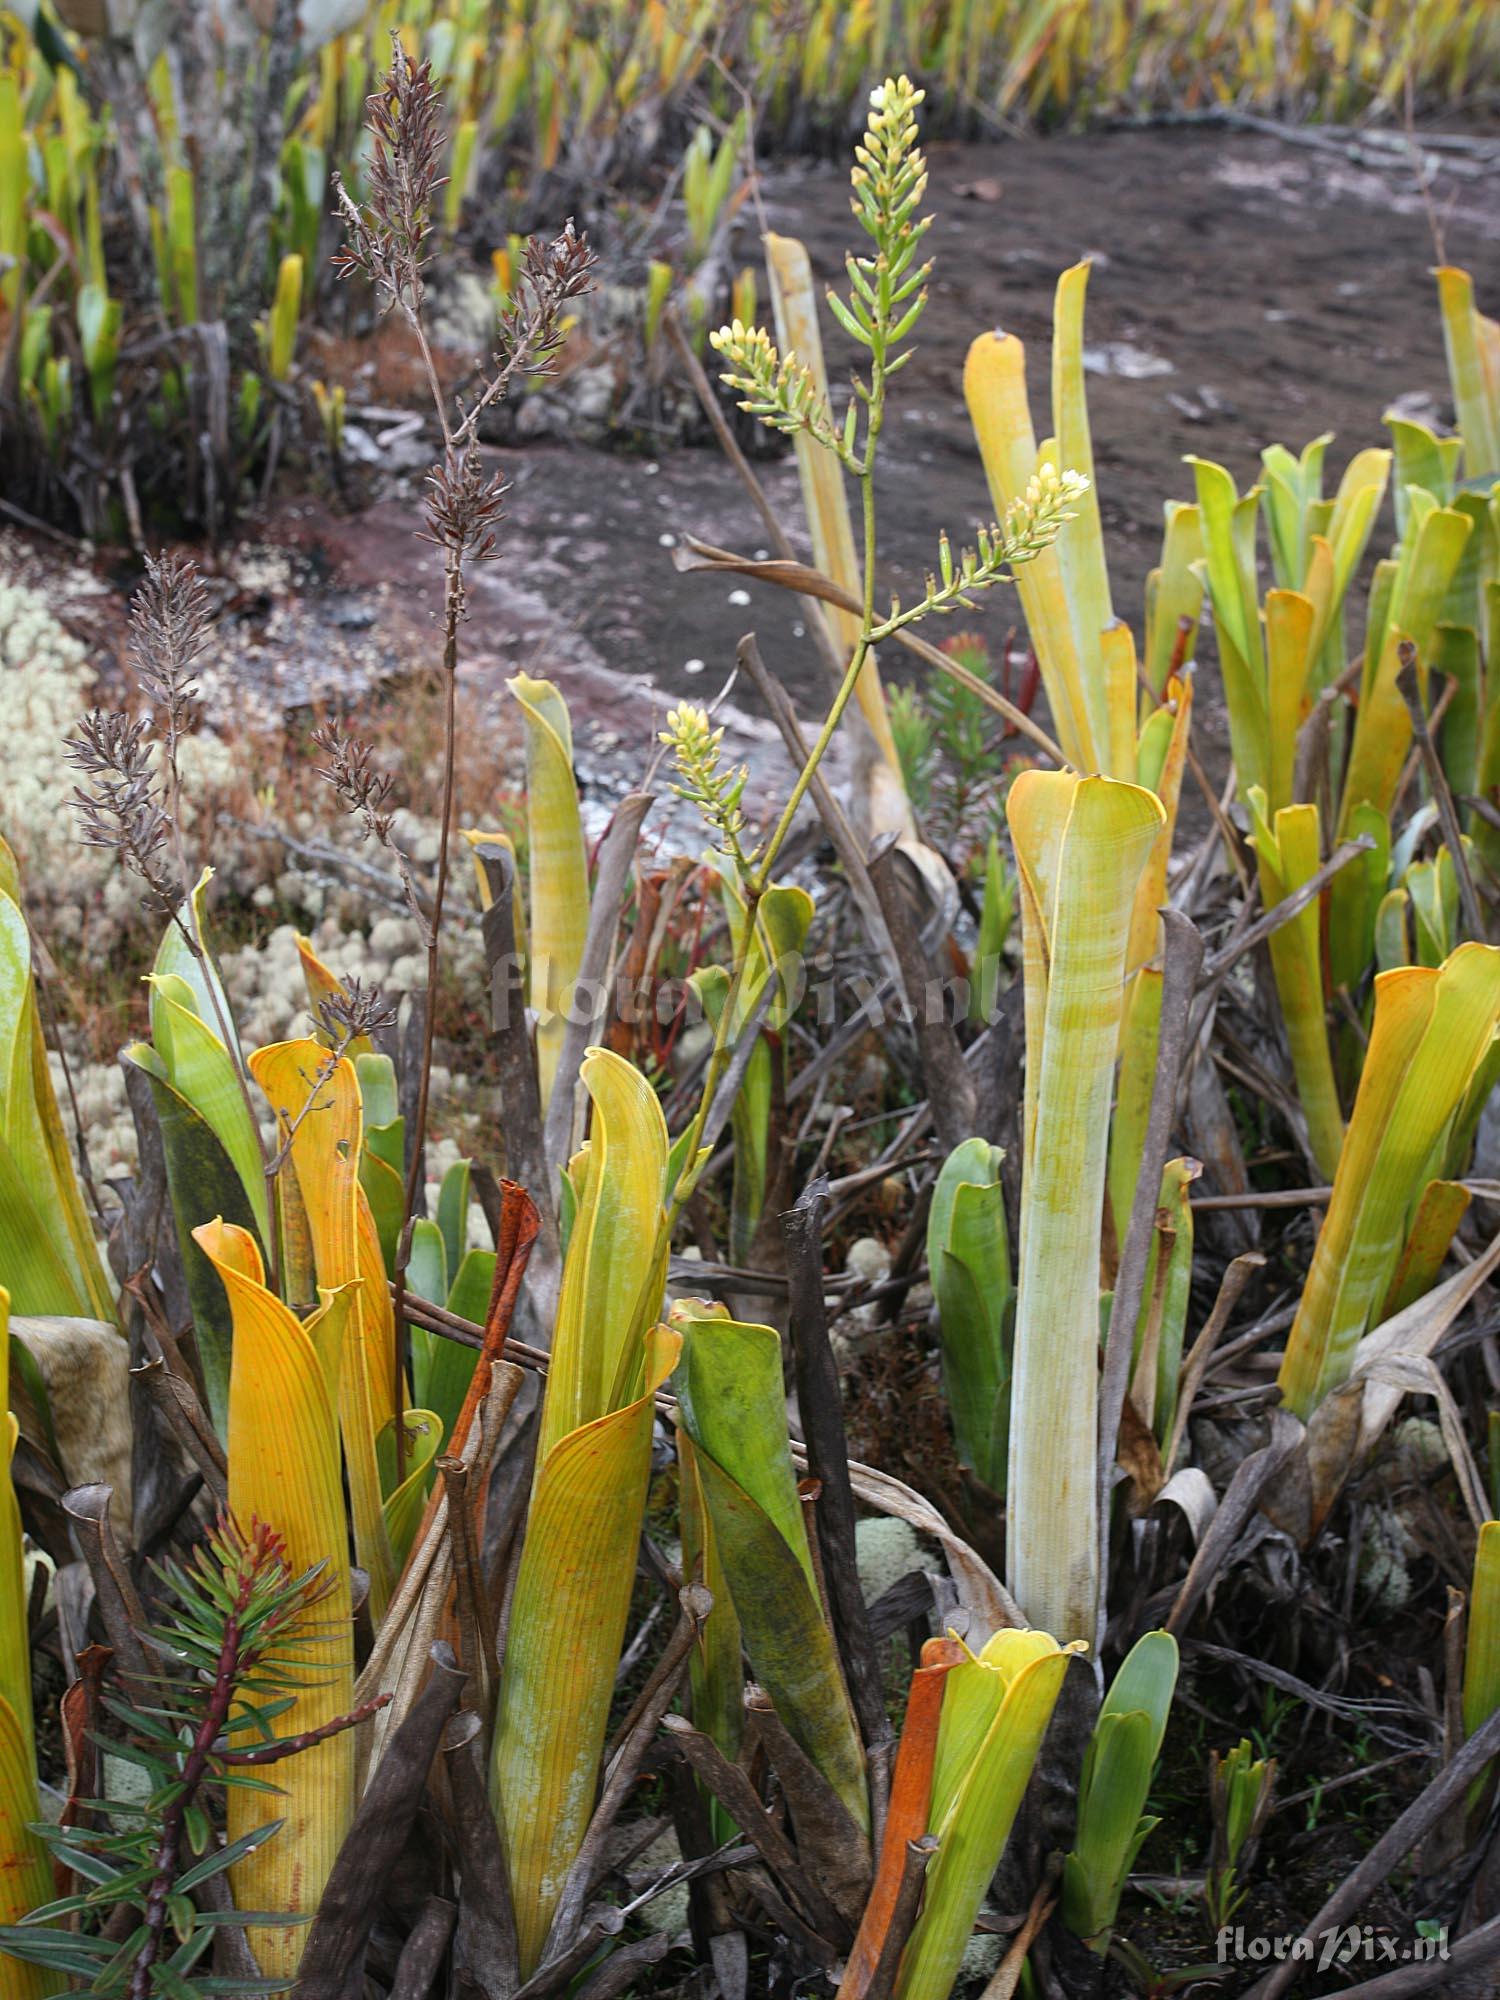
left=0, top=552, right=238, bottom=953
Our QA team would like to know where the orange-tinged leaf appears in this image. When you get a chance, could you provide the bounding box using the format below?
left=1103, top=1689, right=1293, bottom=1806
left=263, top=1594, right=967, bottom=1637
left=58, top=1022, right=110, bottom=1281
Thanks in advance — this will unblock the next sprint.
left=1278, top=944, right=1500, bottom=1417
left=1382, top=1179, right=1471, bottom=1320
left=194, top=1219, right=355, bottom=1977
left=508, top=673, right=589, bottom=1111
left=966, top=329, right=1095, bottom=772
left=1248, top=792, right=1344, bottom=1181
left=296, top=934, right=373, bottom=1058
left=248, top=1040, right=396, bottom=1619
left=839, top=1639, right=965, bottom=2000
left=896, top=1632, right=1076, bottom=2000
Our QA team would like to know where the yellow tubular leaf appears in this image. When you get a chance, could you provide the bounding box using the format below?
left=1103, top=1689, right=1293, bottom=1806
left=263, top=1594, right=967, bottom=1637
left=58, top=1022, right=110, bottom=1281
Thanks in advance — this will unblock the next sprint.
left=1007, top=773, right=1164, bottom=1640
left=248, top=1040, right=395, bottom=1621
left=1143, top=502, right=1204, bottom=696
left=1126, top=668, right=1193, bottom=975
left=964, top=329, right=1095, bottom=772
left=0, top=840, right=115, bottom=1324
left=1339, top=504, right=1473, bottom=830
left=1052, top=262, right=1117, bottom=766
left=764, top=231, right=905, bottom=788
left=1383, top=1180, right=1472, bottom=1320
left=1298, top=534, right=1336, bottom=670
left=0, top=893, right=92, bottom=1317
left=356, top=1184, right=397, bottom=1429
left=1278, top=944, right=1500, bottom=1418
left=194, top=1220, right=354, bottom=1978
left=0, top=1693, right=55, bottom=2000
left=1323, top=450, right=1390, bottom=612
left=1100, top=622, right=1139, bottom=791
left=492, top=1322, right=681, bottom=1975
left=508, top=673, right=589, bottom=1111
left=1248, top=793, right=1344, bottom=1181
left=1264, top=587, right=1315, bottom=820
left=541, top=1047, right=669, bottom=1460
left=0, top=1293, right=33, bottom=1756
left=1438, top=266, right=1500, bottom=479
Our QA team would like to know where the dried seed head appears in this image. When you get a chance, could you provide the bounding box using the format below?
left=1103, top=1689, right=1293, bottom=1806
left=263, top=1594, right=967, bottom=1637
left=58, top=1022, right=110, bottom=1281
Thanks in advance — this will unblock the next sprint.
left=493, top=220, right=597, bottom=384
left=423, top=445, right=508, bottom=562
left=316, top=974, right=399, bottom=1047
left=128, top=552, right=212, bottom=739
left=64, top=709, right=176, bottom=913
left=311, top=722, right=398, bottom=843
left=331, top=35, right=445, bottom=317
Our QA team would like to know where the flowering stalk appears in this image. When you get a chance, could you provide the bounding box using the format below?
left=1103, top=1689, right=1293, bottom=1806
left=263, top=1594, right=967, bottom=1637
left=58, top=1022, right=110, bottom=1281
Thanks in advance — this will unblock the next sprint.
left=673, top=79, right=1081, bottom=1223
left=332, top=38, right=594, bottom=1461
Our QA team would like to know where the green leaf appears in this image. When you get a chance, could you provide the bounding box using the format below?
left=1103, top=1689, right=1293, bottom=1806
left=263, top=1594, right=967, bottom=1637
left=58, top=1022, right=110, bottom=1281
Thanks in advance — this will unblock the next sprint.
left=672, top=1307, right=868, bottom=1832
left=928, top=1139, right=1011, bottom=1490
left=173, top=1819, right=283, bottom=1894
left=126, top=1044, right=260, bottom=1436
left=436, top=1157, right=472, bottom=1281
left=148, top=971, right=269, bottom=1243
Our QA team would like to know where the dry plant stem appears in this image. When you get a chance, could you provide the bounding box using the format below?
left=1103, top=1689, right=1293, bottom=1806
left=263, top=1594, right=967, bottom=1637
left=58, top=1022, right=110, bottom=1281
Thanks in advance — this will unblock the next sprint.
left=782, top=1180, right=891, bottom=1768
left=1197, top=834, right=1376, bottom=985
left=571, top=1936, right=672, bottom=2000
left=1190, top=1186, right=1333, bottom=1210
left=295, top=1643, right=467, bottom=2000
left=1185, top=741, right=1252, bottom=894
left=129, top=1357, right=229, bottom=1507
left=541, top=789, right=656, bottom=1178
left=62, top=1484, right=159, bottom=1691
left=861, top=1837, right=939, bottom=2000
left=1095, top=908, right=1202, bottom=1654
left=444, top=1711, right=521, bottom=2000
left=661, top=1715, right=848, bottom=1941
left=1396, top=648, right=1486, bottom=940
left=436, top=1454, right=497, bottom=1701
left=1389, top=675, right=1459, bottom=825
left=602, top=1585, right=712, bottom=1775
left=392, top=580, right=462, bottom=1474
left=389, top=1896, right=457, bottom=2000
left=868, top=841, right=978, bottom=1157
left=976, top=1863, right=1059, bottom=2000
left=1316, top=1915, right=1500, bottom=1999
left=514, top=1911, right=625, bottom=2000
left=1165, top=1413, right=1303, bottom=1639
left=675, top=539, right=1067, bottom=765
left=747, top=1685, right=873, bottom=1924
left=1163, top=1251, right=1266, bottom=1474
left=1245, top=1699, right=1500, bottom=2000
